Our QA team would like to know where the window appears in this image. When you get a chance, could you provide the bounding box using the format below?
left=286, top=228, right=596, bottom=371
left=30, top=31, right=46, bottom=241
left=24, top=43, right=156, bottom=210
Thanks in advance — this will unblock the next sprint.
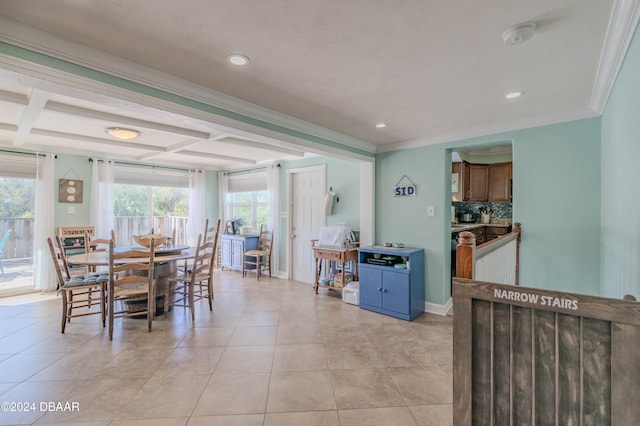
left=228, top=190, right=268, bottom=230
left=0, top=155, right=37, bottom=295
left=114, top=165, right=189, bottom=245
left=225, top=171, right=269, bottom=231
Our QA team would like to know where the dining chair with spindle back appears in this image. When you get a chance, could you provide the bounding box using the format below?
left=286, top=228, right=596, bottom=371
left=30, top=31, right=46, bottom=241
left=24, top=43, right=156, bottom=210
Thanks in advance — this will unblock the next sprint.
left=107, top=239, right=156, bottom=340
left=48, top=236, right=108, bottom=333
left=168, top=233, right=216, bottom=321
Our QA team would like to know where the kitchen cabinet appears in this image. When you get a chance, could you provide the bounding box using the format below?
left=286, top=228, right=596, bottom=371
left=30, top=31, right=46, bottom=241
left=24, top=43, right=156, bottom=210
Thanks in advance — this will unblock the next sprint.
left=358, top=246, right=425, bottom=320
left=453, top=161, right=512, bottom=202
left=485, top=225, right=510, bottom=242
left=488, top=162, right=512, bottom=202
left=465, top=164, right=489, bottom=201
left=472, top=226, right=486, bottom=244
left=220, top=234, right=259, bottom=271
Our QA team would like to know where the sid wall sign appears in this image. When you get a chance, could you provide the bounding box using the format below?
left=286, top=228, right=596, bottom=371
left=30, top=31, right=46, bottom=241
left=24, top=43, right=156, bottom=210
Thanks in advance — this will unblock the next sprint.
left=394, top=175, right=416, bottom=197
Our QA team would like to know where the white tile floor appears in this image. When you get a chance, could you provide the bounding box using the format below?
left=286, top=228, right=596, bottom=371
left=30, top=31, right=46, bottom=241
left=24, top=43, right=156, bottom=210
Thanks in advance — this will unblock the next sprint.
left=0, top=270, right=453, bottom=425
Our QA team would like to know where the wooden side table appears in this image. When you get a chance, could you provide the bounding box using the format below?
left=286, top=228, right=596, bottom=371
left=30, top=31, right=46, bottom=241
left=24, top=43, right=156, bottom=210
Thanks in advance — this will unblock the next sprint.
left=311, top=240, right=359, bottom=294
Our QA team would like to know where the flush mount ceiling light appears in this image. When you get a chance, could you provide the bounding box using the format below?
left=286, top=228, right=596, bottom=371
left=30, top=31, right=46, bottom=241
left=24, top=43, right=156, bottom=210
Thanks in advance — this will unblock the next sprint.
left=505, top=91, right=524, bottom=99
left=375, top=123, right=387, bottom=129
left=106, top=127, right=140, bottom=140
left=227, top=54, right=250, bottom=66
left=502, top=22, right=536, bottom=45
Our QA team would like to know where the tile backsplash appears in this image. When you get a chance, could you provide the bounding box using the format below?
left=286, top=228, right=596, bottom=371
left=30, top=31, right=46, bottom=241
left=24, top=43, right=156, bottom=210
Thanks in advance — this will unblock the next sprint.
left=453, top=202, right=512, bottom=220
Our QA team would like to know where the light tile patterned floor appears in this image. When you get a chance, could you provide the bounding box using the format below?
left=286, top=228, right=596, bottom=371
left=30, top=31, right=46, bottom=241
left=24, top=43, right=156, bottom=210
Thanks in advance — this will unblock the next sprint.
left=0, top=271, right=453, bottom=425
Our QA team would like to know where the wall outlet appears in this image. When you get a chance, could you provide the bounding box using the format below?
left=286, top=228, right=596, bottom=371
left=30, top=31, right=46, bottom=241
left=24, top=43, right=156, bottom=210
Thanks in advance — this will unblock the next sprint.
left=67, top=206, right=76, bottom=214
left=427, top=205, right=435, bottom=217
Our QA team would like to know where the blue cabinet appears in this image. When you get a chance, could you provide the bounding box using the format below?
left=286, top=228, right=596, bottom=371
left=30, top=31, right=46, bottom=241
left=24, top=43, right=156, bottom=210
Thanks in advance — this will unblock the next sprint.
left=220, top=234, right=259, bottom=271
left=358, top=246, right=425, bottom=320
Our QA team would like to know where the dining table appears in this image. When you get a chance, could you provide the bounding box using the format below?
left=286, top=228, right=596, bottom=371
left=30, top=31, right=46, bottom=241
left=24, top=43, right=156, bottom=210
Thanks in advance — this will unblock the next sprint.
left=67, top=244, right=195, bottom=316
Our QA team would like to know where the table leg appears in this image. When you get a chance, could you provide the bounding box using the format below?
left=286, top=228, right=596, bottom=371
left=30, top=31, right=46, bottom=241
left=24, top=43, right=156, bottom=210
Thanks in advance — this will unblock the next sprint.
left=314, top=257, right=319, bottom=294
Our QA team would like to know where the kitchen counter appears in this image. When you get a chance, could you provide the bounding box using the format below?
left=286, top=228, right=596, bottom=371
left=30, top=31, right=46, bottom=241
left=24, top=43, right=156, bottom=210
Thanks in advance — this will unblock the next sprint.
left=452, top=223, right=511, bottom=233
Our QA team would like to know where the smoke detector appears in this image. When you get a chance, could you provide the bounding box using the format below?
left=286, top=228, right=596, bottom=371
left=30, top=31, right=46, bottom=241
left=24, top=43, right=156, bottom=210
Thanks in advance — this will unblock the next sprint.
left=502, top=22, right=536, bottom=45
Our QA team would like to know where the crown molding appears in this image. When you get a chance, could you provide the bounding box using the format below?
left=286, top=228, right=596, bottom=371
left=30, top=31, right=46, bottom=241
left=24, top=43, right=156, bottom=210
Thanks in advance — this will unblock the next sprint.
left=590, top=0, right=640, bottom=114
left=0, top=18, right=376, bottom=156
left=378, top=109, right=599, bottom=153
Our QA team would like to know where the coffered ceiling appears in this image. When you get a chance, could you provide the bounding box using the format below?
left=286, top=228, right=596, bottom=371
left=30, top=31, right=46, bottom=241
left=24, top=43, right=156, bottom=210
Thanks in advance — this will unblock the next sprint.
left=0, top=0, right=636, bottom=170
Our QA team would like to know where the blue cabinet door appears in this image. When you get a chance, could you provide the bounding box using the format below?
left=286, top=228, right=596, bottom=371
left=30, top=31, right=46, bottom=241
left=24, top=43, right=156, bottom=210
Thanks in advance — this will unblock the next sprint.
left=381, top=270, right=410, bottom=314
left=359, top=267, right=382, bottom=308
left=231, top=239, right=245, bottom=269
left=220, top=237, right=232, bottom=268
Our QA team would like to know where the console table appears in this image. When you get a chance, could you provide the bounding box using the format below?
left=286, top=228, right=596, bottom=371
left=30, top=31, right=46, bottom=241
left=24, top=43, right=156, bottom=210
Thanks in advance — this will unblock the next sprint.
left=312, top=240, right=359, bottom=294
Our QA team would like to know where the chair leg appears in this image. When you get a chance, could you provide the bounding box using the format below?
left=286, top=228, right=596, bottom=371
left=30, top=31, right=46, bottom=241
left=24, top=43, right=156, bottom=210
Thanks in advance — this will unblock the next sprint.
left=67, top=291, right=74, bottom=323
left=148, top=292, right=153, bottom=332
left=100, top=284, right=106, bottom=327
left=108, top=293, right=114, bottom=341
left=61, top=290, right=68, bottom=333
left=207, top=280, right=213, bottom=311
left=189, top=282, right=195, bottom=322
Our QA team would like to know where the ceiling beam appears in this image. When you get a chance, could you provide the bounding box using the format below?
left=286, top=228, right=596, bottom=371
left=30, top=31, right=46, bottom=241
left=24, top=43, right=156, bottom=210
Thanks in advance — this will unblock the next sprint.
left=0, top=123, right=18, bottom=132
left=14, top=88, right=48, bottom=146
left=137, top=133, right=229, bottom=161
left=30, top=128, right=166, bottom=151
left=178, top=150, right=255, bottom=164
left=216, top=137, right=304, bottom=157
left=45, top=101, right=210, bottom=139
left=0, top=89, right=28, bottom=105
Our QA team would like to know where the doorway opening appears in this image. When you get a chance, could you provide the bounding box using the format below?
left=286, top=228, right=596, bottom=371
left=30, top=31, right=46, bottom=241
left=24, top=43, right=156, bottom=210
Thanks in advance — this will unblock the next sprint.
left=449, top=143, right=513, bottom=292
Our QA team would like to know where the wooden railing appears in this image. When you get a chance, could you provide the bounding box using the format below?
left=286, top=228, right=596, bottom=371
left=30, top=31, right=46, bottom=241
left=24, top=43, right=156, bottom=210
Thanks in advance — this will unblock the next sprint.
left=113, top=216, right=188, bottom=246
left=0, top=216, right=188, bottom=261
left=453, top=279, right=640, bottom=425
left=456, top=222, right=521, bottom=285
left=0, top=218, right=33, bottom=258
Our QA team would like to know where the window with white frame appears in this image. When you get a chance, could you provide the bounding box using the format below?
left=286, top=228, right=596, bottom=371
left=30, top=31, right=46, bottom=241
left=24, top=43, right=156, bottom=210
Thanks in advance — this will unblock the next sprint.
left=226, top=171, right=268, bottom=231
left=113, top=165, right=189, bottom=245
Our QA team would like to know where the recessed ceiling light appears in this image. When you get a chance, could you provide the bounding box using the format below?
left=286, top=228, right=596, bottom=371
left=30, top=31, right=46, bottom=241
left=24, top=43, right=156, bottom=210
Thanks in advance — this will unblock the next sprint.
left=227, top=54, right=250, bottom=66
left=105, top=127, right=140, bottom=140
left=375, top=123, right=387, bottom=129
left=505, top=91, right=524, bottom=99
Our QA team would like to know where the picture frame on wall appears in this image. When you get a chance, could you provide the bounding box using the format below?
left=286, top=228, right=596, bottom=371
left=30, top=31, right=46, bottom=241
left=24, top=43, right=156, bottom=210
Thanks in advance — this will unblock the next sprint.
left=58, top=179, right=83, bottom=203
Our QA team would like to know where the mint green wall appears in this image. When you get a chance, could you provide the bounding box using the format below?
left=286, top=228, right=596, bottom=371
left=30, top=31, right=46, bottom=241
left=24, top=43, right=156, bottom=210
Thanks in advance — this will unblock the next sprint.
left=280, top=156, right=361, bottom=229
left=276, top=156, right=361, bottom=275
left=376, top=147, right=448, bottom=305
left=54, top=154, right=92, bottom=229
left=376, top=118, right=602, bottom=306
left=51, top=154, right=220, bottom=236
left=601, top=25, right=640, bottom=299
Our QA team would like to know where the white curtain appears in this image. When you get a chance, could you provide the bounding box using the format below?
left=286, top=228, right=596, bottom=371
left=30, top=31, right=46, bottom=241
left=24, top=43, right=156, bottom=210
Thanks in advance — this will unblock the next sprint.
left=90, top=159, right=114, bottom=239
left=33, top=153, right=55, bottom=291
left=267, top=163, right=280, bottom=277
left=218, top=172, right=229, bottom=225
left=187, top=169, right=205, bottom=245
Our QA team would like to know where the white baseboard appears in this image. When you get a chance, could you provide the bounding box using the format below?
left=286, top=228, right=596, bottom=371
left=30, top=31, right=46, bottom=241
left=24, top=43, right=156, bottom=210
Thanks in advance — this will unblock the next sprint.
left=425, top=298, right=453, bottom=316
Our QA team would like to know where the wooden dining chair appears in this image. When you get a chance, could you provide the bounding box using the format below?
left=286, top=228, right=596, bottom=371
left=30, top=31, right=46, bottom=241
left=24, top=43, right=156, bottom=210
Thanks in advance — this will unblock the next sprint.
left=204, top=219, right=221, bottom=270
left=84, top=230, right=114, bottom=272
left=242, top=226, right=273, bottom=281
left=47, top=236, right=108, bottom=333
left=107, top=239, right=156, bottom=340
left=168, top=234, right=216, bottom=321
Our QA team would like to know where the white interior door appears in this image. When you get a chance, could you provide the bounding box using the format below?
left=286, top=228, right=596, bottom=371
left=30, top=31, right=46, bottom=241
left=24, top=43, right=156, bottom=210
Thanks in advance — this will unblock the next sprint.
left=290, top=167, right=324, bottom=283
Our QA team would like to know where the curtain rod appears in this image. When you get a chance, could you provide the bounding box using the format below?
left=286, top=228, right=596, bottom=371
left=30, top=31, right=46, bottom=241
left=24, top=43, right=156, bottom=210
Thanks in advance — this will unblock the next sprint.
left=89, top=158, right=201, bottom=173
left=0, top=149, right=55, bottom=158
left=224, top=163, right=280, bottom=176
